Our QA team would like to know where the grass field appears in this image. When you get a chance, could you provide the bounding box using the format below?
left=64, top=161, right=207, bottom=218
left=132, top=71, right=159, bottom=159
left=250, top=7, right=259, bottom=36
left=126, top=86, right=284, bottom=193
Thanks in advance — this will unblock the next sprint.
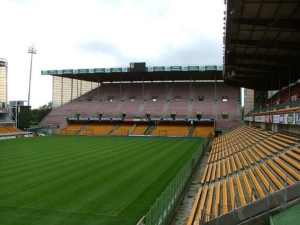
left=0, top=136, right=203, bottom=225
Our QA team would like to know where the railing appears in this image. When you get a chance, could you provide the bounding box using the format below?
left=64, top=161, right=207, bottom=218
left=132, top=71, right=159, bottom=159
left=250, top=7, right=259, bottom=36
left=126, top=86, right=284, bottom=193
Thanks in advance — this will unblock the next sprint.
left=138, top=134, right=211, bottom=225
left=203, top=182, right=300, bottom=225
left=246, top=100, right=300, bottom=116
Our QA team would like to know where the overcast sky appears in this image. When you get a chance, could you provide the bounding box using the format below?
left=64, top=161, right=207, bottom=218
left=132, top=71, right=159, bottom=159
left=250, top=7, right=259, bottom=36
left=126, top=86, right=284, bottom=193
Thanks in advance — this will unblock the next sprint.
left=1, top=0, right=225, bottom=109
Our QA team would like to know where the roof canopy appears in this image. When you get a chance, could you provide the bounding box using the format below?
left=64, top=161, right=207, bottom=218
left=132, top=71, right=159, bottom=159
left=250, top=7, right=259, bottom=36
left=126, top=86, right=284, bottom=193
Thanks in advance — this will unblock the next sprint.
left=223, top=0, right=300, bottom=90
left=41, top=65, right=223, bottom=83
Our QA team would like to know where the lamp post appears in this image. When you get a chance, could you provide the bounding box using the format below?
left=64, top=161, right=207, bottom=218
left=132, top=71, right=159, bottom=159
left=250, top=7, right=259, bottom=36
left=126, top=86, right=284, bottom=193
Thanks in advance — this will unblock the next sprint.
left=28, top=44, right=37, bottom=106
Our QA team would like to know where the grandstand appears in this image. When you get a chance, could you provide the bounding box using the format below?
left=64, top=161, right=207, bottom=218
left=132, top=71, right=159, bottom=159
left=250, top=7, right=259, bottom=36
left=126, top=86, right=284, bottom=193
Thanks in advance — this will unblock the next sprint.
left=40, top=78, right=241, bottom=137
left=186, top=125, right=299, bottom=224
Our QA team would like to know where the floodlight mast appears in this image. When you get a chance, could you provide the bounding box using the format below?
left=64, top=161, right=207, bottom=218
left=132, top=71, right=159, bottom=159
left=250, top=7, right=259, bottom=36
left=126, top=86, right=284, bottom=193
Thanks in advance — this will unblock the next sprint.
left=28, top=44, right=37, bottom=106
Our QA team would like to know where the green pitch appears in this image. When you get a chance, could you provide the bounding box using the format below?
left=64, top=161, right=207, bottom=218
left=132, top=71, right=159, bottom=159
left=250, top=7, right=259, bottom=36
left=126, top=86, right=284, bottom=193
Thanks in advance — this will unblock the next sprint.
left=0, top=136, right=203, bottom=225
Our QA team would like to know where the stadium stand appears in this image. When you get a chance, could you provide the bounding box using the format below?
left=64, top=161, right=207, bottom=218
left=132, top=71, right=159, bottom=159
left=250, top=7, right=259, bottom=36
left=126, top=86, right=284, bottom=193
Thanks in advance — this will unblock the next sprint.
left=130, top=123, right=149, bottom=135
left=187, top=124, right=300, bottom=224
left=85, top=123, right=114, bottom=136
left=96, top=101, right=121, bottom=118
left=151, top=123, right=189, bottom=137
left=0, top=125, right=22, bottom=133
left=58, top=123, right=85, bottom=135
left=4, top=126, right=21, bottom=132
left=266, top=83, right=300, bottom=106
left=0, top=126, right=8, bottom=133
left=51, top=101, right=79, bottom=117
left=39, top=81, right=240, bottom=138
left=192, top=124, right=214, bottom=137
left=166, top=100, right=190, bottom=118
left=110, top=123, right=134, bottom=136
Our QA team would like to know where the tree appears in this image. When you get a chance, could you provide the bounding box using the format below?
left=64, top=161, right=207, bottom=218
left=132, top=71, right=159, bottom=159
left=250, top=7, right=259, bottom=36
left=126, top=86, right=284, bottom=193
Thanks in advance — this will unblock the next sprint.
left=31, top=101, right=52, bottom=125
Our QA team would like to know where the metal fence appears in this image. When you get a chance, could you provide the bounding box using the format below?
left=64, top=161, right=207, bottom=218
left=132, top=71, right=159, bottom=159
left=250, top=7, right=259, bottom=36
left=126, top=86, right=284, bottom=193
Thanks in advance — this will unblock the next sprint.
left=138, top=134, right=211, bottom=225
left=246, top=100, right=300, bottom=116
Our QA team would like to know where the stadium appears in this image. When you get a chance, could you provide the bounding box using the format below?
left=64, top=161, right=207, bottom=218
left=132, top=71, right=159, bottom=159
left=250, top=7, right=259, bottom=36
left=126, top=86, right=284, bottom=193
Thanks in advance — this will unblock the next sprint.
left=0, top=1, right=300, bottom=225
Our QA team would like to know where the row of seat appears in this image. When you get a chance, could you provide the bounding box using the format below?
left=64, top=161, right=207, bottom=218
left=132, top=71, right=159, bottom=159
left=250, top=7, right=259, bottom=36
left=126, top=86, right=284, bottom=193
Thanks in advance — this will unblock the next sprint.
left=187, top=125, right=300, bottom=224
left=0, top=125, right=21, bottom=133
left=58, top=122, right=214, bottom=137
left=192, top=161, right=298, bottom=225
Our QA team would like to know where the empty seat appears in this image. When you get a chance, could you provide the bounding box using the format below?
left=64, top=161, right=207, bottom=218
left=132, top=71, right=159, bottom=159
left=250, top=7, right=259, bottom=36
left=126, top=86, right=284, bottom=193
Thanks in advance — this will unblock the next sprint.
left=278, top=154, right=300, bottom=170
left=248, top=148, right=260, bottom=162
left=285, top=151, right=300, bottom=162
left=211, top=163, right=217, bottom=181
left=214, top=182, right=221, bottom=218
left=241, top=171, right=256, bottom=202
left=230, top=156, right=237, bottom=172
left=254, top=166, right=275, bottom=194
left=292, top=147, right=300, bottom=154
left=273, top=157, right=300, bottom=180
left=201, top=165, right=209, bottom=184
left=243, top=151, right=255, bottom=165
left=260, top=163, right=284, bottom=190
left=273, top=135, right=295, bottom=145
left=266, top=160, right=294, bottom=186
left=256, top=144, right=272, bottom=156
left=229, top=177, right=236, bottom=210
left=248, top=169, right=265, bottom=198
left=252, top=146, right=267, bottom=159
left=187, top=187, right=202, bottom=225
left=236, top=174, right=246, bottom=206
left=196, top=185, right=209, bottom=225
left=222, top=179, right=228, bottom=214
left=206, top=164, right=213, bottom=183
left=205, top=184, right=215, bottom=222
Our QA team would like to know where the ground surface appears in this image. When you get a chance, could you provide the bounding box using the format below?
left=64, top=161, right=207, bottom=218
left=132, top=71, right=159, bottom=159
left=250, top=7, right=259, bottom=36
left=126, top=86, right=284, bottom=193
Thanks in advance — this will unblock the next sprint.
left=0, top=136, right=202, bottom=225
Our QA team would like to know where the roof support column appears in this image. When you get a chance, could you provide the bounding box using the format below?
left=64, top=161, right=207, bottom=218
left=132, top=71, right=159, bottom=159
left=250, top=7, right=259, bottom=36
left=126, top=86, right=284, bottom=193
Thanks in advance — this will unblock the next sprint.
left=278, top=67, right=281, bottom=102
left=190, top=74, right=192, bottom=100
left=288, top=58, right=291, bottom=107
left=271, top=76, right=273, bottom=107
left=120, top=75, right=122, bottom=100
left=98, top=76, right=100, bottom=100
left=71, top=78, right=73, bottom=102
left=142, top=75, right=144, bottom=100
left=166, top=74, right=168, bottom=100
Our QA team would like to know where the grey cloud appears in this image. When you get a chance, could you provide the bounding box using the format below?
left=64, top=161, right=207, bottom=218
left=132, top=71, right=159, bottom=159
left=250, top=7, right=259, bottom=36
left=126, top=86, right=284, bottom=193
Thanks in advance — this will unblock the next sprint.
left=77, top=40, right=119, bottom=55
left=147, top=38, right=223, bottom=66
left=76, top=35, right=222, bottom=67
left=77, top=39, right=128, bottom=64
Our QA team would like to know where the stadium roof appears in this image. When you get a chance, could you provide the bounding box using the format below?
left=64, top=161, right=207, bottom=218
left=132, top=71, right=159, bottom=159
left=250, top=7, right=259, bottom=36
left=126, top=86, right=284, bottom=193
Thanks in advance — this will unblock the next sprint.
left=223, top=0, right=300, bottom=91
left=41, top=65, right=223, bottom=83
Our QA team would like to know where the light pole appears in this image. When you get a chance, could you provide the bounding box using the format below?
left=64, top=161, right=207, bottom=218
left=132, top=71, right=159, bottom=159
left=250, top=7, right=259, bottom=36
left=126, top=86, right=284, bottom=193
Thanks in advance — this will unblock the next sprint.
left=28, top=44, right=37, bottom=106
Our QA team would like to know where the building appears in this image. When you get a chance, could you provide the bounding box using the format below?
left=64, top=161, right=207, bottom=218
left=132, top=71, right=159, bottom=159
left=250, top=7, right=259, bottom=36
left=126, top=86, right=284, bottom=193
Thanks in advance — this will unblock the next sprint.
left=0, top=58, right=7, bottom=110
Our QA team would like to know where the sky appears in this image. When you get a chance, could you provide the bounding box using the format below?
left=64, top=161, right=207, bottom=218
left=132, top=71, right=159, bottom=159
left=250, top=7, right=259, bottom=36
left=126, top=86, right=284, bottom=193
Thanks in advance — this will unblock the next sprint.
left=1, top=0, right=225, bottom=109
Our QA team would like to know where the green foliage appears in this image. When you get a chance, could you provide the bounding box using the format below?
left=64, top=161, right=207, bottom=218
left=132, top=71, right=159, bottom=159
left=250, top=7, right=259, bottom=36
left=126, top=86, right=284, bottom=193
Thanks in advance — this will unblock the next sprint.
left=30, top=101, right=52, bottom=125
left=0, top=136, right=202, bottom=225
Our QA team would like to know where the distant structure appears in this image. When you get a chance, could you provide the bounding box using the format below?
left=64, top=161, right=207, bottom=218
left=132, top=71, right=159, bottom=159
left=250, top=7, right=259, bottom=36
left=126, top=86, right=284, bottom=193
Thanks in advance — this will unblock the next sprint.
left=0, top=57, right=7, bottom=112
left=0, top=58, right=31, bottom=129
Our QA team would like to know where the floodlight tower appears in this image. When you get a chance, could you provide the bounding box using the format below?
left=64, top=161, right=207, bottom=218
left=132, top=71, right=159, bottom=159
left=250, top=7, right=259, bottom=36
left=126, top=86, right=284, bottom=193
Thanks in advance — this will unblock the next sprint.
left=28, top=44, right=37, bottom=106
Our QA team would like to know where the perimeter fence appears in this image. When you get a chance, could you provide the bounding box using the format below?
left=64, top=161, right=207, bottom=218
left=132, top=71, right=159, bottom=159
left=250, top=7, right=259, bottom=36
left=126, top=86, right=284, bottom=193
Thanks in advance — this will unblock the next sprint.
left=137, top=133, right=211, bottom=225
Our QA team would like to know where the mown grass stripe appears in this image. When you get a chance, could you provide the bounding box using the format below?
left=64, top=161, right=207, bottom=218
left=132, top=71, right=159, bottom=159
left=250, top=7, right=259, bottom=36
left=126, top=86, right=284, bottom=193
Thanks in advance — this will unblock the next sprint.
left=0, top=136, right=203, bottom=225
